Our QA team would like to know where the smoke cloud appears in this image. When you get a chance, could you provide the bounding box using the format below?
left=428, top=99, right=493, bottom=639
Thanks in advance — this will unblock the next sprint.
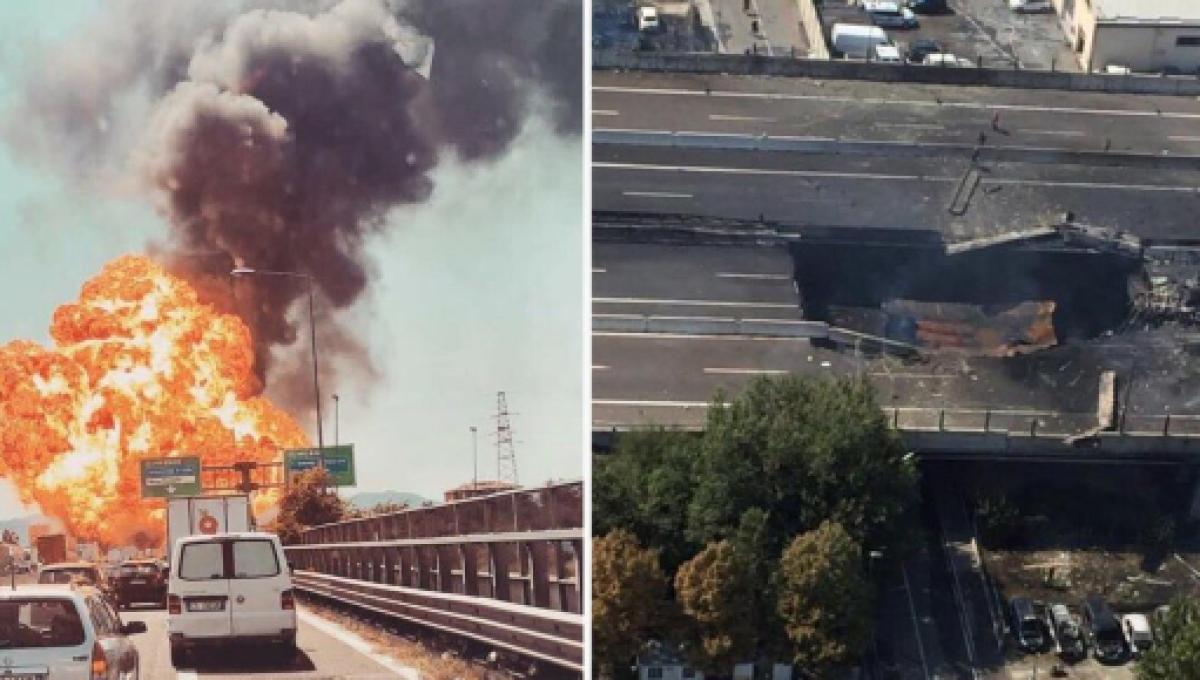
left=5, top=0, right=581, bottom=403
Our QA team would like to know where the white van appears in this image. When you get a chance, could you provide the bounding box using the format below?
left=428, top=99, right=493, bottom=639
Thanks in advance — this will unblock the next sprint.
left=167, top=533, right=296, bottom=665
left=636, top=5, right=659, bottom=32
left=830, top=24, right=889, bottom=60
left=872, top=43, right=903, bottom=63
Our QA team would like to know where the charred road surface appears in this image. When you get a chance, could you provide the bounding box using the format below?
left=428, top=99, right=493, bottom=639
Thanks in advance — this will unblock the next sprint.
left=592, top=72, right=1200, bottom=444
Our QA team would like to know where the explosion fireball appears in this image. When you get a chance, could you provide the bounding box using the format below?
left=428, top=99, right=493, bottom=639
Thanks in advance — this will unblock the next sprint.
left=0, top=255, right=308, bottom=546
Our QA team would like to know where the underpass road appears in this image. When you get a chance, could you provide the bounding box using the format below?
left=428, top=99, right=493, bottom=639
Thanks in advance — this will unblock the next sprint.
left=122, top=606, right=407, bottom=679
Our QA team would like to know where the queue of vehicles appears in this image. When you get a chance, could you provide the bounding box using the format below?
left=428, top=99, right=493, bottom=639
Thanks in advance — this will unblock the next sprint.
left=0, top=494, right=297, bottom=677
left=1008, top=594, right=1165, bottom=666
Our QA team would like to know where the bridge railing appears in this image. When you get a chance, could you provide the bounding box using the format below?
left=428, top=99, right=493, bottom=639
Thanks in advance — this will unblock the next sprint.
left=888, top=407, right=1200, bottom=438
left=299, top=481, right=583, bottom=544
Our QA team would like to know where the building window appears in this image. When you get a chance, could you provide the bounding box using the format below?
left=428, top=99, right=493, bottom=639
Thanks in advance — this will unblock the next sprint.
left=1177, top=36, right=1200, bottom=47
left=648, top=668, right=664, bottom=679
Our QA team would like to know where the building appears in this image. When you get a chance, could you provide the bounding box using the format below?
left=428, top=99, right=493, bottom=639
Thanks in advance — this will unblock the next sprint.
left=1052, top=0, right=1200, bottom=73
left=636, top=642, right=703, bottom=680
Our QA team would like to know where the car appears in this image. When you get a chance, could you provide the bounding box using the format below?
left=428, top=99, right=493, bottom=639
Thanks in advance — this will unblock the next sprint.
left=1010, top=597, right=1047, bottom=652
left=1123, top=613, right=1154, bottom=656
left=906, top=38, right=943, bottom=64
left=167, top=532, right=297, bottom=666
left=37, top=562, right=114, bottom=601
left=112, top=558, right=168, bottom=609
left=1082, top=594, right=1126, bottom=663
left=872, top=43, right=903, bottom=63
left=904, top=0, right=949, bottom=13
left=863, top=0, right=919, bottom=28
left=1048, top=603, right=1086, bottom=661
left=0, top=583, right=146, bottom=678
left=1008, top=0, right=1053, bottom=13
left=922, top=53, right=974, bottom=67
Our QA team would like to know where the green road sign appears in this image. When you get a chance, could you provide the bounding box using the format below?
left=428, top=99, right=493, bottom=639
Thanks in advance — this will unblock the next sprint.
left=140, top=457, right=202, bottom=498
left=284, top=445, right=356, bottom=487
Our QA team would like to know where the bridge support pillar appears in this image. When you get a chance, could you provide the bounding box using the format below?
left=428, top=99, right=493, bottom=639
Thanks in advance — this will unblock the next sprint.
left=462, top=545, right=478, bottom=596
left=528, top=541, right=550, bottom=608
left=490, top=543, right=512, bottom=602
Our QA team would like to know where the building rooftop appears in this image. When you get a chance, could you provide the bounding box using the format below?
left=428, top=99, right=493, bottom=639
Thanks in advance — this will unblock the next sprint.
left=1094, top=0, right=1200, bottom=23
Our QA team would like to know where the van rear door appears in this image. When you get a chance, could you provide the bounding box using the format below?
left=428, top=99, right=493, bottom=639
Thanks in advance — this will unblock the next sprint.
left=174, top=540, right=233, bottom=637
left=227, top=538, right=294, bottom=637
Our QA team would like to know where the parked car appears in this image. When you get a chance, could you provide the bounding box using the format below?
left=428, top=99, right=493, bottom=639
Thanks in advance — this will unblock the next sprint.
left=863, top=0, right=919, bottom=28
left=1123, top=613, right=1154, bottom=656
left=113, top=558, right=168, bottom=609
left=1008, top=0, right=1053, bottom=13
left=1048, top=603, right=1086, bottom=661
left=904, top=0, right=949, bottom=13
left=1082, top=594, right=1126, bottom=663
left=922, top=53, right=974, bottom=67
left=906, top=38, right=943, bottom=64
left=1010, top=597, right=1048, bottom=652
left=0, top=583, right=146, bottom=678
left=168, top=532, right=297, bottom=666
left=872, top=43, right=903, bottom=63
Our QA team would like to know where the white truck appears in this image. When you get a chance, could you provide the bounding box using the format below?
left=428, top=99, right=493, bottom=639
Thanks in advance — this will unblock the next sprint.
left=830, top=23, right=889, bottom=60
left=166, top=495, right=252, bottom=563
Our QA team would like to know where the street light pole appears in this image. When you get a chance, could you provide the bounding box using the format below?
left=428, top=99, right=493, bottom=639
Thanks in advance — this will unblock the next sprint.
left=333, top=394, right=340, bottom=446
left=230, top=267, right=325, bottom=460
left=470, top=426, right=478, bottom=489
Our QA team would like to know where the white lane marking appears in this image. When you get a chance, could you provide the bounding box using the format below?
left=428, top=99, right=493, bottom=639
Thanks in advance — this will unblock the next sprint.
left=176, top=672, right=198, bottom=680
left=599, top=161, right=1200, bottom=193
left=704, top=367, right=790, bottom=375
left=901, top=566, right=932, bottom=680
left=1170, top=135, right=1200, bottom=142
left=869, top=372, right=958, bottom=380
left=592, top=365, right=611, bottom=371
left=874, top=122, right=945, bottom=130
left=298, top=607, right=420, bottom=680
left=595, top=399, right=716, bottom=408
left=594, top=296, right=797, bottom=308
left=940, top=520, right=982, bottom=679
left=709, top=113, right=777, bottom=123
left=592, top=267, right=607, bottom=274
left=621, top=190, right=694, bottom=199
left=592, top=109, right=620, bottom=116
left=593, top=85, right=1200, bottom=120
left=597, top=161, right=937, bottom=182
left=1019, top=129, right=1086, bottom=137
left=715, top=272, right=792, bottom=280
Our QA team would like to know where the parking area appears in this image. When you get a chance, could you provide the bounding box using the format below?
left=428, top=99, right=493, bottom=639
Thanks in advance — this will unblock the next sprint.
left=819, top=0, right=1078, bottom=69
left=593, top=0, right=719, bottom=52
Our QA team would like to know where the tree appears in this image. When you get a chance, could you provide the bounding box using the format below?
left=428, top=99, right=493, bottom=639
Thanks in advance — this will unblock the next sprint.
left=593, top=529, right=672, bottom=679
left=674, top=540, right=761, bottom=673
left=688, top=375, right=918, bottom=560
left=271, top=469, right=347, bottom=544
left=775, top=521, right=872, bottom=676
left=1138, top=598, right=1200, bottom=680
left=593, top=428, right=700, bottom=573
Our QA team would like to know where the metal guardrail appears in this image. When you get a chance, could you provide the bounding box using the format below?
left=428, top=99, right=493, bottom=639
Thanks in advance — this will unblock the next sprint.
left=291, top=570, right=583, bottom=672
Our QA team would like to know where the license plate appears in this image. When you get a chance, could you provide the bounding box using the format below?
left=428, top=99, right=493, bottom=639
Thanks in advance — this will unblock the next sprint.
left=187, top=599, right=225, bottom=612
left=5, top=675, right=45, bottom=680
left=129, top=579, right=146, bottom=584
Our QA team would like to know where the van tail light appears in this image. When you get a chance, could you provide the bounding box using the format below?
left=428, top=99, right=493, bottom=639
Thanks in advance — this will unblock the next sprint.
left=90, top=640, right=108, bottom=679
left=168, top=594, right=182, bottom=615
left=281, top=589, right=295, bottom=610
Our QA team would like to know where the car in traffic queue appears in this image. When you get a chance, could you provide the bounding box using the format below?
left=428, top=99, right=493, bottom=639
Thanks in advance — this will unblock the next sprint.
left=37, top=563, right=114, bottom=603
left=0, top=583, right=145, bottom=679
left=167, top=532, right=297, bottom=666
left=112, top=559, right=168, bottom=610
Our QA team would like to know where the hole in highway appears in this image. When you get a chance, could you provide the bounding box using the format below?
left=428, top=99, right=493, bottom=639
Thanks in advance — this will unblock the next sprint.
left=791, top=236, right=1140, bottom=353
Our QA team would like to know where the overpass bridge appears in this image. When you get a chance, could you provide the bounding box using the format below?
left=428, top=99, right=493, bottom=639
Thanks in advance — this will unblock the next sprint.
left=283, top=481, right=583, bottom=675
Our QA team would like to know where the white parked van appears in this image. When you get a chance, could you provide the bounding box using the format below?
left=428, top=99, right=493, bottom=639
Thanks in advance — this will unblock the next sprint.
left=830, top=24, right=889, bottom=60
left=167, top=532, right=296, bottom=666
left=872, top=43, right=903, bottom=63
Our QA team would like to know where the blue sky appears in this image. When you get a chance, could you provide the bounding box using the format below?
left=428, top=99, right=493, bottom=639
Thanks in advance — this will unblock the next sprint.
left=0, top=2, right=584, bottom=518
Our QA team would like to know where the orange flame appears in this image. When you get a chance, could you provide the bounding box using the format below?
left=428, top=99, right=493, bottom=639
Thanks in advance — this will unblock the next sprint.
left=0, top=255, right=308, bottom=546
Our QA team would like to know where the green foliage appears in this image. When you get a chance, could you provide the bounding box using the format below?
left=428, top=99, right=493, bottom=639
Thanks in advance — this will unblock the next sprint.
left=688, top=375, right=918, bottom=559
left=674, top=540, right=760, bottom=672
left=775, top=521, right=873, bottom=675
left=593, top=529, right=673, bottom=679
left=593, top=428, right=701, bottom=573
left=1138, top=598, right=1200, bottom=680
left=271, top=469, right=347, bottom=545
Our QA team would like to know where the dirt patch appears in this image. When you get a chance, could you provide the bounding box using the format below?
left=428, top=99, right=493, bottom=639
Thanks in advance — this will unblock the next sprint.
left=984, top=548, right=1200, bottom=612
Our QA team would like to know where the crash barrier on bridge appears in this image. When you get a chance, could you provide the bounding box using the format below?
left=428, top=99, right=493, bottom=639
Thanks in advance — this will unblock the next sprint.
left=290, top=568, right=583, bottom=672
left=593, top=313, right=826, bottom=337
left=593, top=51, right=1200, bottom=97
left=594, top=129, right=1200, bottom=171
left=298, top=481, right=582, bottom=545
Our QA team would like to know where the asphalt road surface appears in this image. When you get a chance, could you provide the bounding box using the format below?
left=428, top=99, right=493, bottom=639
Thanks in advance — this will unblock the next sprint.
left=120, top=606, right=406, bottom=679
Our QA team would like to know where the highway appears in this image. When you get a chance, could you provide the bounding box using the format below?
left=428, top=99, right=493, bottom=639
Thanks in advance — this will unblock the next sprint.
left=121, top=605, right=411, bottom=679
left=594, top=72, right=1200, bottom=242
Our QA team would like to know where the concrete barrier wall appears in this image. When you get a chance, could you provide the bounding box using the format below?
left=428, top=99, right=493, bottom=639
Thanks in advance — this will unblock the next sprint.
left=795, top=0, right=828, bottom=60
left=594, top=50, right=1200, bottom=97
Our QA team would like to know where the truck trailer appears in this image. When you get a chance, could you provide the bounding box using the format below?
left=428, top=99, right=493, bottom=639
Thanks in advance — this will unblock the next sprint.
left=165, top=495, right=252, bottom=562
